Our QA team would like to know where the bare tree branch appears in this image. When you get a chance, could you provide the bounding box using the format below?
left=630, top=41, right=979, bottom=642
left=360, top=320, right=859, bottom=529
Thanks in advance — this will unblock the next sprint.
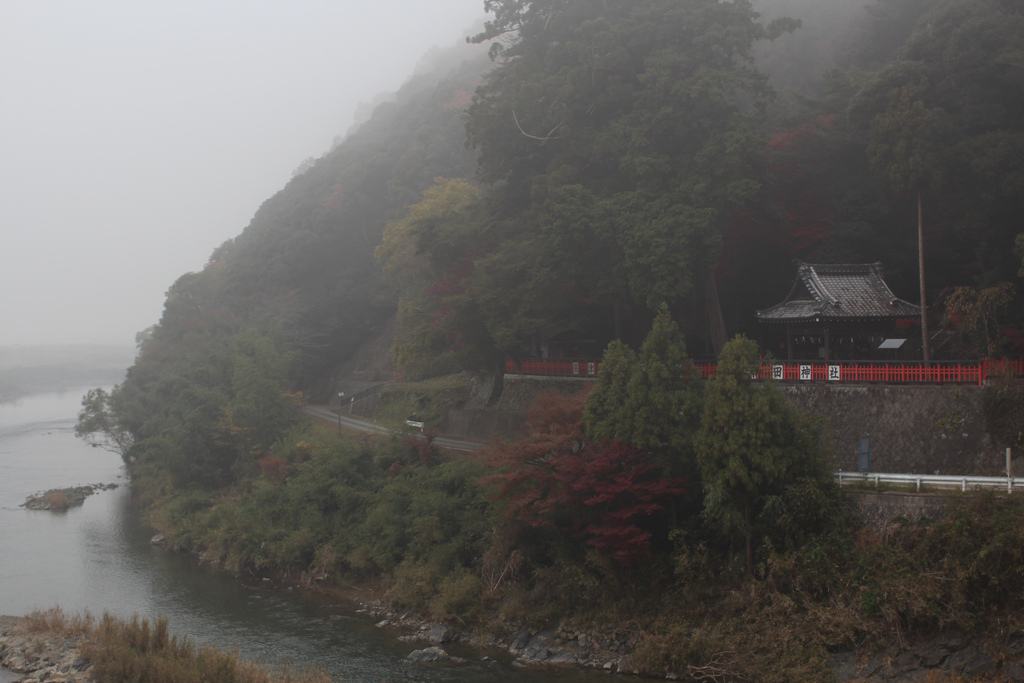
left=512, top=109, right=565, bottom=141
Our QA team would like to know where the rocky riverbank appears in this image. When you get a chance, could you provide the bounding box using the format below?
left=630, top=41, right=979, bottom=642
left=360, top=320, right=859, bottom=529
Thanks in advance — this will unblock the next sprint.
left=832, top=633, right=1024, bottom=682
left=21, top=484, right=117, bottom=511
left=347, top=593, right=1024, bottom=681
left=366, top=601, right=641, bottom=673
left=0, top=617, right=94, bottom=683
left=8, top=590, right=1024, bottom=683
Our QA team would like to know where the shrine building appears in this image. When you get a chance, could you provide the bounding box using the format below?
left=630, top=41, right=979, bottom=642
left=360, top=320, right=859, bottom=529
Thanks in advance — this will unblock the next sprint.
left=756, top=262, right=922, bottom=361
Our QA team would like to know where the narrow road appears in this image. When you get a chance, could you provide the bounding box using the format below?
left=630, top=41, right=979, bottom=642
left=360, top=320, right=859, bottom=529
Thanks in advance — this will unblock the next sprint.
left=303, top=405, right=483, bottom=452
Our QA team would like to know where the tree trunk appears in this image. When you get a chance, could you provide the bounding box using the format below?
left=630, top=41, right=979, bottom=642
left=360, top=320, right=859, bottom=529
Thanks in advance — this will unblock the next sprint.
left=745, top=502, right=753, bottom=577
left=703, top=266, right=727, bottom=356
left=918, top=191, right=930, bottom=363
left=486, top=363, right=505, bottom=408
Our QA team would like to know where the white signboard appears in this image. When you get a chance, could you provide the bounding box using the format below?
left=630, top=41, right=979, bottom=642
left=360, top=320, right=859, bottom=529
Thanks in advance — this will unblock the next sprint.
left=799, top=365, right=812, bottom=381
left=828, top=365, right=841, bottom=381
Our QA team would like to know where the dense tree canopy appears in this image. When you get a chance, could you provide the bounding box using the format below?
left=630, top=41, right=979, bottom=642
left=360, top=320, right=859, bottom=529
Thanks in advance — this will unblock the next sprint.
left=377, top=0, right=1024, bottom=374
left=399, top=0, right=800, bottom=357
left=849, top=0, right=1024, bottom=287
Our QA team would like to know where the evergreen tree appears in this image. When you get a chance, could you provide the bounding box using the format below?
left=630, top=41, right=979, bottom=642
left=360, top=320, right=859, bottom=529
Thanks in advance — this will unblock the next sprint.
left=584, top=310, right=703, bottom=482
left=695, top=335, right=823, bottom=575
left=582, top=339, right=637, bottom=443
left=625, top=310, right=704, bottom=477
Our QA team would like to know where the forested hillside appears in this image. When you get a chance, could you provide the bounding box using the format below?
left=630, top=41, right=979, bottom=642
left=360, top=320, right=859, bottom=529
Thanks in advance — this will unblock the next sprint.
left=141, top=40, right=491, bottom=398
left=77, top=2, right=1024, bottom=678
left=379, top=0, right=1023, bottom=369
left=114, top=0, right=1023, bottom=415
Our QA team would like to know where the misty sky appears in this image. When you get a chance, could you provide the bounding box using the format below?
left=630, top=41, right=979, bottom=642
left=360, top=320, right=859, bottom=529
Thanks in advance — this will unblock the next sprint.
left=1, top=1, right=484, bottom=347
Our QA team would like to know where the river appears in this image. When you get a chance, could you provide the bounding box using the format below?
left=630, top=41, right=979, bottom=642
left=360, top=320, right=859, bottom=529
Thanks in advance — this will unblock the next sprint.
left=0, top=390, right=615, bottom=682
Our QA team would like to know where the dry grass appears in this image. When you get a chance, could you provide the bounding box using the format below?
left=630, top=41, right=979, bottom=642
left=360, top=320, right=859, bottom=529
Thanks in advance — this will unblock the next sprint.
left=22, top=608, right=332, bottom=683
left=43, top=490, right=70, bottom=510
left=22, top=607, right=94, bottom=636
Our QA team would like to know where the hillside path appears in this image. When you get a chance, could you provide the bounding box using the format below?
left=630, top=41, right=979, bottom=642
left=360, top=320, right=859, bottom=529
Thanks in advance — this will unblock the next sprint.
left=303, top=405, right=483, bottom=452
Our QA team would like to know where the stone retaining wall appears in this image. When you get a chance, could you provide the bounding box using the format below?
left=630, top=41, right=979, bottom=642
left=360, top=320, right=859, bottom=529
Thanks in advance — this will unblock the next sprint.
left=476, top=377, right=1006, bottom=475
left=438, top=409, right=525, bottom=442
left=494, top=375, right=594, bottom=411
left=783, top=384, right=1003, bottom=475
left=845, top=490, right=956, bottom=530
left=439, top=376, right=593, bottom=441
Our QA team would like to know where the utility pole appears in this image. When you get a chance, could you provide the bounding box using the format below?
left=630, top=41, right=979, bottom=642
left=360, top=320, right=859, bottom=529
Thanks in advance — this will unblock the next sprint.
left=918, top=191, right=930, bottom=363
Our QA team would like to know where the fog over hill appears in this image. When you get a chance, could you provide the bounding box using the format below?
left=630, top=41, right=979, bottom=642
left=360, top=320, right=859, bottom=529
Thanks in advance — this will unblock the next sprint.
left=0, top=345, right=135, bottom=402
left=0, top=0, right=485, bottom=348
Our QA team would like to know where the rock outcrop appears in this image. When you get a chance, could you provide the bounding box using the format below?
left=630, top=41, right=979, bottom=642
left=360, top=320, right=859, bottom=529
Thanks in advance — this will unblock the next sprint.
left=0, top=617, right=95, bottom=683
left=21, top=484, right=117, bottom=511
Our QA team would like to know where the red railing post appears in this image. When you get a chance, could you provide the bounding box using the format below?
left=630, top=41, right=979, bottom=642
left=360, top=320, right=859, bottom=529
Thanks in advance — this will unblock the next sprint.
left=506, top=356, right=1014, bottom=385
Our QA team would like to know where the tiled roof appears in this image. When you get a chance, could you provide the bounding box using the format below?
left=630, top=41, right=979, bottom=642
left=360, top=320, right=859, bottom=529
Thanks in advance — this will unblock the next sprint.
left=756, top=262, right=921, bottom=322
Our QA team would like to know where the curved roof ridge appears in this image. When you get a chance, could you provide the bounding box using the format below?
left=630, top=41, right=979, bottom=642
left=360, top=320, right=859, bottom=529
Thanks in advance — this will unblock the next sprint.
left=798, top=263, right=839, bottom=306
left=757, top=261, right=921, bottom=322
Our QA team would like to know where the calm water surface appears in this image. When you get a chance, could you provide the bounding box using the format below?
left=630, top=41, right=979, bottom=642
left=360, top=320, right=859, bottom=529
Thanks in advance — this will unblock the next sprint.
left=0, top=390, right=616, bottom=682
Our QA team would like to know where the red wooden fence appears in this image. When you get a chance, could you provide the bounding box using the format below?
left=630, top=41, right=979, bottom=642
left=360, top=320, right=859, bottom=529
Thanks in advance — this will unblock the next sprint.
left=505, top=357, right=1024, bottom=385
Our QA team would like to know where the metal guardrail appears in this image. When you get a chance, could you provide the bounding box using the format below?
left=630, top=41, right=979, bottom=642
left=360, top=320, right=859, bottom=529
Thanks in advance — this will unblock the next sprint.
left=836, top=470, right=1024, bottom=493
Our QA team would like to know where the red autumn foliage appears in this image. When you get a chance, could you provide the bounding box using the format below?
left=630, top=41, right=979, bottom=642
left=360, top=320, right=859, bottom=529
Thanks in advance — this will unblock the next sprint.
left=480, top=391, right=686, bottom=565
left=443, top=88, right=474, bottom=111
left=721, top=116, right=836, bottom=268
left=479, top=391, right=588, bottom=528
left=427, top=255, right=476, bottom=300
left=558, top=440, right=686, bottom=564
left=320, top=183, right=344, bottom=209
left=765, top=116, right=837, bottom=254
